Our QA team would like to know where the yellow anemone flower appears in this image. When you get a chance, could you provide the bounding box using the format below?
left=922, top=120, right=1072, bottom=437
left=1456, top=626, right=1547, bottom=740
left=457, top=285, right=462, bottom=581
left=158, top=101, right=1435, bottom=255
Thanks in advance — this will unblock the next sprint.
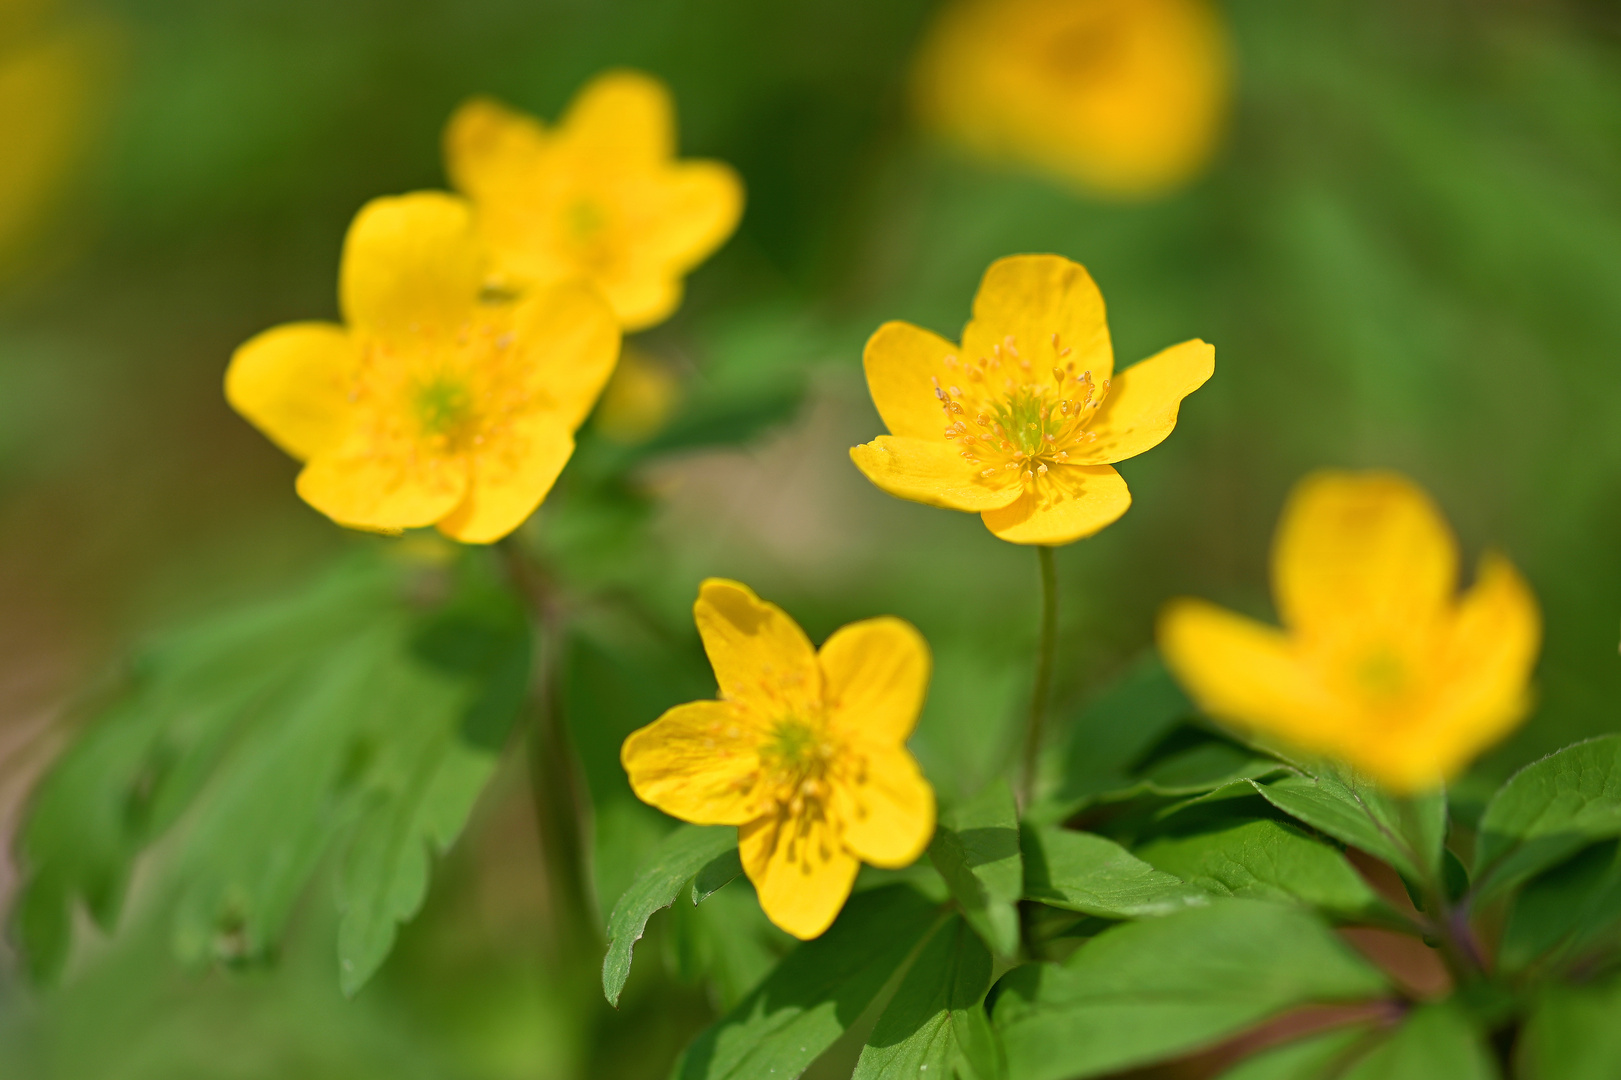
left=850, top=254, right=1213, bottom=546
left=912, top=0, right=1230, bottom=198
left=621, top=579, right=936, bottom=940
left=1159, top=471, right=1542, bottom=793
left=225, top=191, right=620, bottom=543
left=444, top=69, right=744, bottom=332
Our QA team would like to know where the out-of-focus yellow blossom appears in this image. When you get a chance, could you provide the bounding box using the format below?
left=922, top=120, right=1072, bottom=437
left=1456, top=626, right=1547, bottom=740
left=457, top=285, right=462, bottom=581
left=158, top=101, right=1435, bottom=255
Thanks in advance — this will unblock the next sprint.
left=0, top=1, right=104, bottom=273
left=226, top=191, right=620, bottom=543
left=622, top=579, right=936, bottom=940
left=1159, top=472, right=1542, bottom=793
left=851, top=254, right=1212, bottom=546
left=912, top=0, right=1230, bottom=198
left=592, top=345, right=681, bottom=445
left=444, top=70, right=743, bottom=332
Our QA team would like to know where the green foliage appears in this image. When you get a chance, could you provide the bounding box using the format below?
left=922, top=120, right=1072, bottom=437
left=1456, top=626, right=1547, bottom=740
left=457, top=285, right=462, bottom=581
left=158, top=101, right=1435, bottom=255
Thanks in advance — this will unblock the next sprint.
left=1253, top=765, right=1447, bottom=887
left=1214, top=1028, right=1373, bottom=1080
left=1339, top=1004, right=1497, bottom=1080
left=992, top=901, right=1388, bottom=1080
left=852, top=916, right=998, bottom=1080
left=929, top=780, right=1022, bottom=958
left=1475, top=736, right=1621, bottom=900
left=1519, top=977, right=1621, bottom=1080
left=1020, top=825, right=1207, bottom=919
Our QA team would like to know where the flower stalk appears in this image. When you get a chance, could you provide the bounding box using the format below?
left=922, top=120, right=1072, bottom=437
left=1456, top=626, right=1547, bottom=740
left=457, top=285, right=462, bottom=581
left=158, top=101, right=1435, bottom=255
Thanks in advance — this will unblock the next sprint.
left=1020, top=545, right=1059, bottom=808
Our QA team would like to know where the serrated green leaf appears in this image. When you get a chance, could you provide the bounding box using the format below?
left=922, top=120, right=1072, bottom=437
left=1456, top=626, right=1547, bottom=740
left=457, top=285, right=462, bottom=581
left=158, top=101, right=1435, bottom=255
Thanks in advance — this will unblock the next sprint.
left=674, top=885, right=939, bottom=1080
left=1137, top=818, right=1384, bottom=918
left=854, top=915, right=997, bottom=1080
left=1021, top=825, right=1208, bottom=918
left=692, top=848, right=744, bottom=905
left=1341, top=1003, right=1497, bottom=1080
left=668, top=878, right=792, bottom=1010
left=1498, top=840, right=1621, bottom=971
left=602, top=823, right=738, bottom=1006
left=993, top=901, right=1388, bottom=1080
left=1216, top=1027, right=1373, bottom=1079
left=930, top=780, right=1022, bottom=958
left=1519, top=977, right=1621, bottom=1080
left=1475, top=736, right=1621, bottom=900
left=1253, top=766, right=1445, bottom=886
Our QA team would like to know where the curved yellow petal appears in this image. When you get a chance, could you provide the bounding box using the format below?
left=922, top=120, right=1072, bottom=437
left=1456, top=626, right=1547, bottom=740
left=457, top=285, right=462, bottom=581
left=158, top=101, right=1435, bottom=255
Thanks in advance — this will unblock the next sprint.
left=850, top=436, right=1021, bottom=511
left=639, top=160, right=744, bottom=272
left=621, top=700, right=765, bottom=826
left=819, top=617, right=931, bottom=746
left=740, top=811, right=860, bottom=939
left=339, top=192, right=484, bottom=338
left=224, top=322, right=356, bottom=461
left=560, top=68, right=673, bottom=164
left=862, top=320, right=966, bottom=440
left=1074, top=339, right=1214, bottom=465
left=435, top=413, right=575, bottom=544
left=513, top=280, right=622, bottom=429
left=961, top=254, right=1113, bottom=386
left=295, top=431, right=467, bottom=533
left=1272, top=471, right=1458, bottom=643
left=834, top=747, right=935, bottom=869
left=694, top=579, right=821, bottom=718
left=443, top=95, right=548, bottom=201
left=980, top=464, right=1130, bottom=545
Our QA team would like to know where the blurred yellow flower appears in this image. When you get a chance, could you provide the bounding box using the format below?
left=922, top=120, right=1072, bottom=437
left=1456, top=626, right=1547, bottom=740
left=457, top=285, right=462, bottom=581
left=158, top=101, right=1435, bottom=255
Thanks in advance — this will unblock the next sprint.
left=592, top=345, right=681, bottom=445
left=444, top=70, right=744, bottom=332
left=622, top=579, right=936, bottom=940
left=912, top=0, right=1231, bottom=198
left=1159, top=471, right=1542, bottom=793
left=851, top=254, right=1212, bottom=545
left=226, top=191, right=620, bottom=543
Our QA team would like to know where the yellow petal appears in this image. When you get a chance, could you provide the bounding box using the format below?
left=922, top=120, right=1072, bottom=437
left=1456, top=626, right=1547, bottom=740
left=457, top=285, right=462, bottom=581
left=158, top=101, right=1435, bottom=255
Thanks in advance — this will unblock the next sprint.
left=961, top=254, right=1113, bottom=385
left=1157, top=598, right=1347, bottom=753
left=850, top=436, right=1021, bottom=511
left=819, top=617, right=932, bottom=745
left=435, top=413, right=575, bottom=544
left=1272, top=471, right=1458, bottom=643
left=339, top=192, right=484, bottom=338
left=1074, top=339, right=1214, bottom=465
left=694, top=579, right=821, bottom=718
left=621, top=700, right=765, bottom=826
left=980, top=464, right=1131, bottom=545
left=224, top=322, right=356, bottom=461
left=861, top=320, right=966, bottom=440
left=295, top=431, right=467, bottom=533
left=513, top=280, right=622, bottom=429
left=833, top=747, right=935, bottom=869
left=443, top=95, right=548, bottom=202
left=606, top=160, right=745, bottom=331
left=740, top=811, right=860, bottom=939
left=560, top=68, right=674, bottom=164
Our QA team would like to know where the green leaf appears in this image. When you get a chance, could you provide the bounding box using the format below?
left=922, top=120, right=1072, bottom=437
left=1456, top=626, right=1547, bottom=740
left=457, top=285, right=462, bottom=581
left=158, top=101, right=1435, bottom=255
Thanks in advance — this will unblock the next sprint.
left=675, top=885, right=939, bottom=1080
left=1497, top=839, right=1621, bottom=971
left=668, top=879, right=792, bottom=1010
left=1519, top=977, right=1621, bottom=1080
left=602, top=823, right=738, bottom=1006
left=692, top=847, right=744, bottom=905
left=1475, top=736, right=1621, bottom=899
left=1137, top=818, right=1384, bottom=918
left=993, top=900, right=1388, bottom=1080
left=853, top=915, right=998, bottom=1080
left=929, top=780, right=1022, bottom=957
left=1341, top=1003, right=1497, bottom=1080
left=1216, top=1028, right=1373, bottom=1079
left=1253, top=766, right=1445, bottom=886
left=1021, top=825, right=1208, bottom=918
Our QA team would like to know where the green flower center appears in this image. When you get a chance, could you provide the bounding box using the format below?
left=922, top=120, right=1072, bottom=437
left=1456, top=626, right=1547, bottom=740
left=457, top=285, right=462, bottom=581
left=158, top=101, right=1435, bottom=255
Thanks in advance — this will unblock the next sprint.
left=760, top=717, right=834, bottom=811
left=413, top=375, right=475, bottom=443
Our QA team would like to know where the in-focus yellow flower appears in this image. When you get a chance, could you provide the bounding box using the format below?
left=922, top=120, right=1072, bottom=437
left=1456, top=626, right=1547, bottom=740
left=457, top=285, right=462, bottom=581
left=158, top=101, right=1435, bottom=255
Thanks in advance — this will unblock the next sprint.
left=226, top=191, right=619, bottom=543
left=622, top=579, right=936, bottom=939
left=851, top=254, right=1212, bottom=546
left=444, top=70, right=744, bottom=332
left=592, top=344, right=681, bottom=445
left=912, top=0, right=1230, bottom=198
left=1159, top=471, right=1542, bottom=793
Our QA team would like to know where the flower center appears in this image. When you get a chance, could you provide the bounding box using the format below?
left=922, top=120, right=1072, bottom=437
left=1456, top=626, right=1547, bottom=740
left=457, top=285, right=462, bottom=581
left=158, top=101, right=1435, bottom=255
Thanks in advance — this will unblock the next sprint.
left=413, top=375, right=475, bottom=441
left=760, top=717, right=836, bottom=817
left=931, top=331, right=1110, bottom=487
left=1352, top=646, right=1411, bottom=705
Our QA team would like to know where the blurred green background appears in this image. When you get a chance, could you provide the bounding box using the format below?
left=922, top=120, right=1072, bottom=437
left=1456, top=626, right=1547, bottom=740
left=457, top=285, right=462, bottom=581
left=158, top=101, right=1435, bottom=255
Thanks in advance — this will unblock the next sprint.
left=4, top=0, right=1621, bottom=1076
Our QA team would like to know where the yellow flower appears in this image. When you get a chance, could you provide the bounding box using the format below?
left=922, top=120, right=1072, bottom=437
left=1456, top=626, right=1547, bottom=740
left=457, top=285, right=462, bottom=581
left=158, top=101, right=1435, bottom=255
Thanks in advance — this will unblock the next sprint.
left=850, top=254, right=1213, bottom=546
left=1159, top=471, right=1542, bottom=793
left=225, top=191, right=620, bottom=543
left=444, top=70, right=744, bottom=332
left=621, top=579, right=936, bottom=939
left=592, top=344, right=681, bottom=445
left=912, top=0, right=1230, bottom=198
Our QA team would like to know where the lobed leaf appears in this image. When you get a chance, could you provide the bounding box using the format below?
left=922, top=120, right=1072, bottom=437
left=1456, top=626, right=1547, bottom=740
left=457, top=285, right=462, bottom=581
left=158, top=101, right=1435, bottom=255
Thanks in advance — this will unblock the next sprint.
left=1475, top=735, right=1621, bottom=900
left=929, top=779, right=1023, bottom=958
left=1252, top=765, right=1445, bottom=886
left=1496, top=839, right=1621, bottom=972
left=1021, top=825, right=1207, bottom=918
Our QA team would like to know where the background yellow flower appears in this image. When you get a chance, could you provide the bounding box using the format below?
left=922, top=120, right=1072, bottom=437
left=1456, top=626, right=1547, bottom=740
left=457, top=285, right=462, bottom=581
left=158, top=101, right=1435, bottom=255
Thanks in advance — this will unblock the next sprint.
left=621, top=579, right=936, bottom=940
left=226, top=191, right=620, bottom=543
left=444, top=69, right=744, bottom=332
left=851, top=253, right=1213, bottom=545
left=1159, top=471, right=1542, bottom=792
left=912, top=0, right=1231, bottom=198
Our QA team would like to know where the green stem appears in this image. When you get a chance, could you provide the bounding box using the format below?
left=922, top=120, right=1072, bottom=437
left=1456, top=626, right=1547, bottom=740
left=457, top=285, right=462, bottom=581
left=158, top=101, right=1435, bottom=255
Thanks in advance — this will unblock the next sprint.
left=1019, top=546, right=1059, bottom=809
